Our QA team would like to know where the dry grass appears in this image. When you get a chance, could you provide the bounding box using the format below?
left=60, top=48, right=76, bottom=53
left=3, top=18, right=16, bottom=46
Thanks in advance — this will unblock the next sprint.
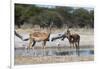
left=16, top=28, right=93, bottom=33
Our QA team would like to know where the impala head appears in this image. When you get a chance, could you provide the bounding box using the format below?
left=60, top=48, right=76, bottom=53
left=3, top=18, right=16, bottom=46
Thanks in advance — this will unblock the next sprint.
left=66, top=29, right=71, bottom=38
left=67, top=29, right=70, bottom=35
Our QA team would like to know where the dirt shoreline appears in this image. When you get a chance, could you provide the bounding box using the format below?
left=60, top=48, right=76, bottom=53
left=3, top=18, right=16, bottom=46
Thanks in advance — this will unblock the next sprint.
left=15, top=45, right=94, bottom=49
left=15, top=55, right=94, bottom=65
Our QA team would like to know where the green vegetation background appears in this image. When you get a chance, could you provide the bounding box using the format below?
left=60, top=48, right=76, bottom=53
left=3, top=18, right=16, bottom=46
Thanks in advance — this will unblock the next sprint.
left=15, top=4, right=94, bottom=29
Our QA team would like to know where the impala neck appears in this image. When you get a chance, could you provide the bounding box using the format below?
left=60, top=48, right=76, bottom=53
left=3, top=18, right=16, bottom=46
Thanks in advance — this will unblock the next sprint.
left=66, top=30, right=71, bottom=39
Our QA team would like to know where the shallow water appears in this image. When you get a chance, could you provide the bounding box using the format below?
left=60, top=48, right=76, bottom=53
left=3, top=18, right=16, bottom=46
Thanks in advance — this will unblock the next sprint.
left=15, top=48, right=94, bottom=57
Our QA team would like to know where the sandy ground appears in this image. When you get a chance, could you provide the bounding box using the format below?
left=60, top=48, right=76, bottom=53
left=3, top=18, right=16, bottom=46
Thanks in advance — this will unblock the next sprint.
left=15, top=55, right=94, bottom=65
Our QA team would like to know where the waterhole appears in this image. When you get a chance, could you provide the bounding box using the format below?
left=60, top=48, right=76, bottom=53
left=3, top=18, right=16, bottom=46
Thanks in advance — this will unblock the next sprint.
left=15, top=48, right=94, bottom=57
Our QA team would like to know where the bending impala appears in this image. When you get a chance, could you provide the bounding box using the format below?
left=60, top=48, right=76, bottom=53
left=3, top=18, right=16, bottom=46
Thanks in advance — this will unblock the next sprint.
left=27, top=22, right=53, bottom=49
left=28, top=31, right=50, bottom=49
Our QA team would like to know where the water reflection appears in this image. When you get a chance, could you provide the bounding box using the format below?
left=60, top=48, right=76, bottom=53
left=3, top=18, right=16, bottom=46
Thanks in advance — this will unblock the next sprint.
left=15, top=48, right=94, bottom=57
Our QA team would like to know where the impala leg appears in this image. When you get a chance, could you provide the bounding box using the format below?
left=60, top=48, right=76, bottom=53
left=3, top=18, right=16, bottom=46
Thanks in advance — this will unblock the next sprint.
left=43, top=41, right=46, bottom=49
left=27, top=38, right=32, bottom=53
left=75, top=42, right=80, bottom=56
left=70, top=42, right=72, bottom=49
left=69, top=42, right=73, bottom=55
left=32, top=41, right=36, bottom=47
left=42, top=41, right=46, bottom=56
left=77, top=41, right=79, bottom=48
left=77, top=41, right=80, bottom=56
left=73, top=42, right=74, bottom=48
left=75, top=42, right=78, bottom=55
left=32, top=40, right=36, bottom=49
left=70, top=42, right=71, bottom=49
left=29, top=38, right=33, bottom=49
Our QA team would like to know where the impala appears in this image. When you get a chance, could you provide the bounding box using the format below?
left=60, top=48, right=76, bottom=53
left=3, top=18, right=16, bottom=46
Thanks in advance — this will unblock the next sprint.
left=66, top=29, right=80, bottom=56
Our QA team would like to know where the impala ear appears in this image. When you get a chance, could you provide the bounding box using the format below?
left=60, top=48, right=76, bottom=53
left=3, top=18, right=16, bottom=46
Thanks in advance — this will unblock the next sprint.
left=67, top=29, right=70, bottom=34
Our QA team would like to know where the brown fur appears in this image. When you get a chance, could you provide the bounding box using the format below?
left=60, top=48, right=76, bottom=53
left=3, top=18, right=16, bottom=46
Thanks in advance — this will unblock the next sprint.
left=66, top=29, right=80, bottom=56
left=28, top=31, right=50, bottom=49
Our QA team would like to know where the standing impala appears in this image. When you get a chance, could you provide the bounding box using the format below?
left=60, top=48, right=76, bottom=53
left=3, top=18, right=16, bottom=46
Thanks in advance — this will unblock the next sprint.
left=66, top=29, right=80, bottom=56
